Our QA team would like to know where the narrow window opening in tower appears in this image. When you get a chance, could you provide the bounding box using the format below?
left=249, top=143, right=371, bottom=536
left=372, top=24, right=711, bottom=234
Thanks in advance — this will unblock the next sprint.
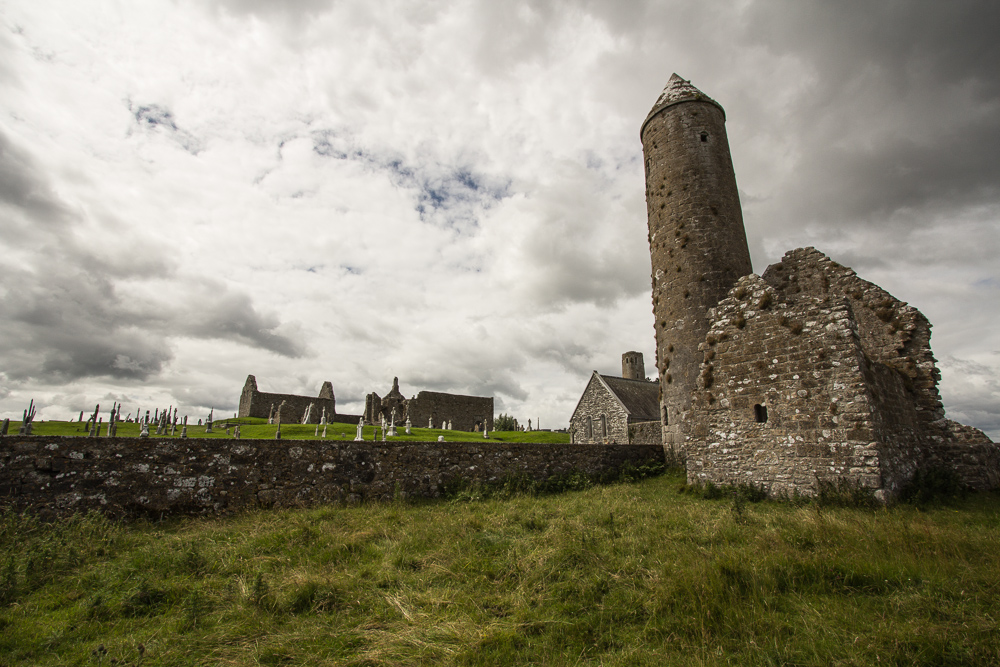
left=754, top=404, right=768, bottom=423
left=700, top=132, right=709, bottom=143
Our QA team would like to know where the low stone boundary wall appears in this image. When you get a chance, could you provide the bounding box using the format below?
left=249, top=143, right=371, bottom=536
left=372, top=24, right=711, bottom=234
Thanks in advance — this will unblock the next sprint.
left=0, top=437, right=664, bottom=519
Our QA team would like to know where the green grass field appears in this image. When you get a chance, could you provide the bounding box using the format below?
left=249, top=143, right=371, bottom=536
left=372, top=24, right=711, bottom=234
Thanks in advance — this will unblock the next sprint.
left=1, top=469, right=998, bottom=665
left=12, top=419, right=571, bottom=444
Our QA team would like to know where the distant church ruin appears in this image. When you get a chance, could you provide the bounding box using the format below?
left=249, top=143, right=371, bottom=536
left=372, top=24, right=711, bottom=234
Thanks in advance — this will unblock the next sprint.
left=365, top=377, right=493, bottom=433
left=642, top=74, right=999, bottom=500
left=238, top=374, right=493, bottom=433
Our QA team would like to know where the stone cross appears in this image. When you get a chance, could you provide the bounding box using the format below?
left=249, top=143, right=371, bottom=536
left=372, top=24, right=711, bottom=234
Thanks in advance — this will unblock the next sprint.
left=205, top=409, right=214, bottom=433
left=268, top=403, right=275, bottom=425
left=302, top=403, right=313, bottom=425
left=355, top=418, right=364, bottom=441
left=86, top=404, right=99, bottom=437
left=405, top=418, right=411, bottom=435
left=107, top=402, right=118, bottom=437
left=428, top=417, right=433, bottom=429
left=181, top=415, right=188, bottom=439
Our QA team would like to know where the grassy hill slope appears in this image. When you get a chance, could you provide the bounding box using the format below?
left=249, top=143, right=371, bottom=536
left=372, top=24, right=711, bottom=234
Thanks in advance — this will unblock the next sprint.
left=14, top=419, right=570, bottom=444
left=1, top=470, right=999, bottom=665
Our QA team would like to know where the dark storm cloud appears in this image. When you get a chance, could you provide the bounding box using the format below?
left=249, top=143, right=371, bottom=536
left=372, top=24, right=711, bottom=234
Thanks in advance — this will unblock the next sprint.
left=940, top=355, right=1000, bottom=439
left=405, top=370, right=530, bottom=403
left=738, top=0, right=1000, bottom=227
left=178, top=280, right=308, bottom=358
left=0, top=130, right=306, bottom=384
left=0, top=130, right=70, bottom=229
left=0, top=261, right=173, bottom=382
left=0, top=254, right=306, bottom=382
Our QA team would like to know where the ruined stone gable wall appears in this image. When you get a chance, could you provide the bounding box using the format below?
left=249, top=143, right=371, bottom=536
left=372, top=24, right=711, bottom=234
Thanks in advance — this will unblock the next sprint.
left=569, top=375, right=630, bottom=444
left=406, top=392, right=493, bottom=432
left=685, top=275, right=889, bottom=497
left=238, top=376, right=336, bottom=424
left=0, top=437, right=663, bottom=519
left=855, top=354, right=929, bottom=496
left=935, top=420, right=1000, bottom=491
left=254, top=393, right=335, bottom=425
left=688, top=265, right=1000, bottom=500
left=364, top=393, right=381, bottom=425
left=763, top=248, right=945, bottom=429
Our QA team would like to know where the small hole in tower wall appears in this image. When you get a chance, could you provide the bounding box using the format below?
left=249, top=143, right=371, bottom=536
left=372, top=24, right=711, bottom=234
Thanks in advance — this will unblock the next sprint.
left=700, top=132, right=709, bottom=142
left=754, top=404, right=768, bottom=423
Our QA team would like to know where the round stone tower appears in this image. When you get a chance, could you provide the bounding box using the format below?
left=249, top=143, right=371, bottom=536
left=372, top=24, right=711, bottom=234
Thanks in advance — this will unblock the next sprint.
left=621, top=351, right=646, bottom=381
left=641, top=74, right=753, bottom=457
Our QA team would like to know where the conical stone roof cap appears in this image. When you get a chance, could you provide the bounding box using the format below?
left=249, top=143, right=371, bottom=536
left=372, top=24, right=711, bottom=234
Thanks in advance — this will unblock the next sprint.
left=642, top=73, right=724, bottom=135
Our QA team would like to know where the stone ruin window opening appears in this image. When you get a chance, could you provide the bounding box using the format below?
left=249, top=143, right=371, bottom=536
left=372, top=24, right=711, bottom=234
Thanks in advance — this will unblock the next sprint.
left=700, top=131, right=709, bottom=143
left=585, top=416, right=593, bottom=438
left=754, top=404, right=768, bottom=423
left=601, top=415, right=608, bottom=438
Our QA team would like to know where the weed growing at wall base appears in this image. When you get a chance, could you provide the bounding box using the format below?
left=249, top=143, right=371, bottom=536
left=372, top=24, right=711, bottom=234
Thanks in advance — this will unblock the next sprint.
left=2, top=472, right=1000, bottom=665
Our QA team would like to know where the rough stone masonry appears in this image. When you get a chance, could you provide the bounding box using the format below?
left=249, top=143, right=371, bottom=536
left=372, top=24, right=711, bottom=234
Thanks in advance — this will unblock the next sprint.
left=642, top=74, right=999, bottom=500
left=0, top=436, right=662, bottom=519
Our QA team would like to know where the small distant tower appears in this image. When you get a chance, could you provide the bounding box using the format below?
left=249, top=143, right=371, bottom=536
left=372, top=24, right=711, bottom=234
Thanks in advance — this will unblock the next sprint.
left=641, top=74, right=752, bottom=457
left=622, top=351, right=646, bottom=381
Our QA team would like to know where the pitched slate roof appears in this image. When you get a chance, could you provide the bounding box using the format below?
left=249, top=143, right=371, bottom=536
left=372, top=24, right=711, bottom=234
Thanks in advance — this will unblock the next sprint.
left=598, top=375, right=660, bottom=422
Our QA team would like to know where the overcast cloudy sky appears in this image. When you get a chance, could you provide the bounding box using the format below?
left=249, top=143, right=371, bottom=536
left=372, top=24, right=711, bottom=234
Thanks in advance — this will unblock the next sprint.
left=1, top=0, right=997, bottom=438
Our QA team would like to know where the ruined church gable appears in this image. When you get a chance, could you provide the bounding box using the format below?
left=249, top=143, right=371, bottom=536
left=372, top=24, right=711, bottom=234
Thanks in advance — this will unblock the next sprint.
left=686, top=272, right=887, bottom=493
left=238, top=374, right=340, bottom=424
left=682, top=247, right=998, bottom=500
left=762, top=248, right=944, bottom=425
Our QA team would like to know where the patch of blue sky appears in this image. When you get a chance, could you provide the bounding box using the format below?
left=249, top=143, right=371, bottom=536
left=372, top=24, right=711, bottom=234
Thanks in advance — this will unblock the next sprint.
left=129, top=101, right=202, bottom=154
left=308, top=128, right=510, bottom=229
